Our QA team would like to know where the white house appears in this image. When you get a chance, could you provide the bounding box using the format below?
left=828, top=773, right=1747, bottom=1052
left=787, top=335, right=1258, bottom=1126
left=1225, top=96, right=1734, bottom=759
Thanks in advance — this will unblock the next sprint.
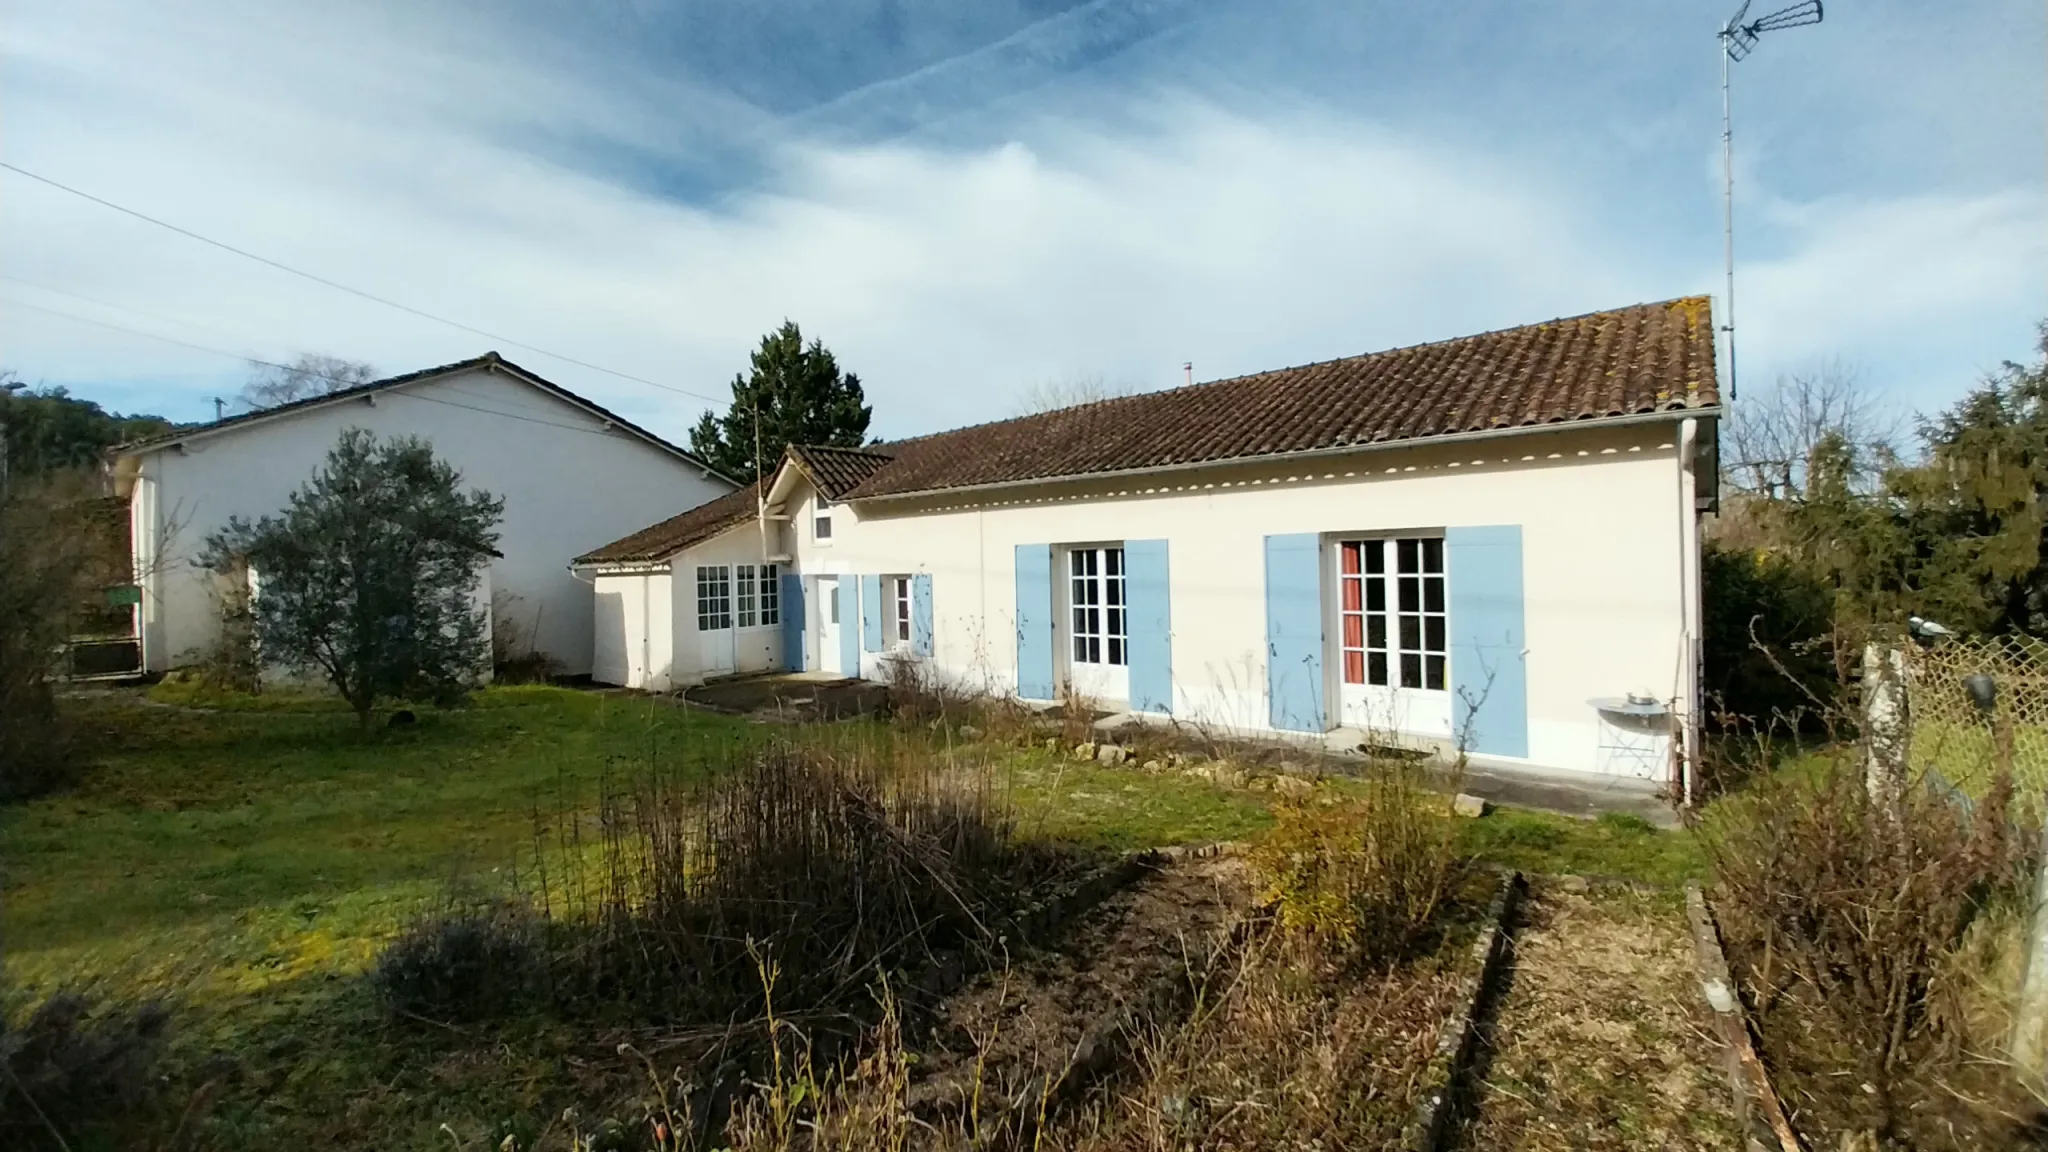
left=582, top=298, right=1720, bottom=791
left=110, top=353, right=736, bottom=677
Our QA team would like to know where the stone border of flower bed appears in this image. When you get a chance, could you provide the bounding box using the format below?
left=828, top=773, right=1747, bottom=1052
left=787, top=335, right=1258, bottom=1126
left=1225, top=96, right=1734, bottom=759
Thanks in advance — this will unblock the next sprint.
left=1405, top=868, right=1526, bottom=1152
left=1684, top=883, right=1802, bottom=1152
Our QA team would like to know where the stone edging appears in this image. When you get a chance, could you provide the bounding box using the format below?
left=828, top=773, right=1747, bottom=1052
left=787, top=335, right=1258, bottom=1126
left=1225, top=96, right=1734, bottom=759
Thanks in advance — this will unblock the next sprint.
left=1684, top=884, right=1803, bottom=1152
left=1405, top=868, right=1525, bottom=1152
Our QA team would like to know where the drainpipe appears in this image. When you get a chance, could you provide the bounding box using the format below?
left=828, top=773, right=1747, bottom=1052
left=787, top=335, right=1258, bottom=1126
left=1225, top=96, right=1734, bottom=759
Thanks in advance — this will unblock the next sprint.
left=1677, top=418, right=1704, bottom=807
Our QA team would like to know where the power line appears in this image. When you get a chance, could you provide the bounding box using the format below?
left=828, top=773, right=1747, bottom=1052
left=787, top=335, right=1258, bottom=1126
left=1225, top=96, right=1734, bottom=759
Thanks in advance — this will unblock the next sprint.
left=0, top=295, right=673, bottom=442
left=0, top=272, right=298, bottom=358
left=0, top=160, right=729, bottom=407
left=3, top=272, right=592, bottom=424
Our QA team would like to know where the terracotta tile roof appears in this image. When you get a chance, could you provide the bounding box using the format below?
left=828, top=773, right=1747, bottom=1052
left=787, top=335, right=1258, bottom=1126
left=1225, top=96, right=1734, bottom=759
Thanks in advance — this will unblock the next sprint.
left=788, top=443, right=896, bottom=500
left=844, top=297, right=1718, bottom=500
left=574, top=481, right=763, bottom=566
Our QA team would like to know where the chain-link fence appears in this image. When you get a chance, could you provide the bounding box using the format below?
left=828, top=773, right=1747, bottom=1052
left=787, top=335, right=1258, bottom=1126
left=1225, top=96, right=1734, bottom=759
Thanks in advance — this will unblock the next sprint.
left=1903, top=633, right=2048, bottom=796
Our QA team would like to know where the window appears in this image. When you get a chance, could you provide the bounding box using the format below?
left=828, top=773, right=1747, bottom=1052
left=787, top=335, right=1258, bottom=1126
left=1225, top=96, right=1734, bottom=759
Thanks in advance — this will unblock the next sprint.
left=696, top=565, right=732, bottom=631
left=893, top=576, right=912, bottom=645
left=759, top=564, right=780, bottom=626
left=736, top=564, right=757, bottom=627
left=814, top=513, right=833, bottom=540
left=1339, top=537, right=1445, bottom=691
left=828, top=579, right=839, bottom=624
left=1069, top=547, right=1126, bottom=666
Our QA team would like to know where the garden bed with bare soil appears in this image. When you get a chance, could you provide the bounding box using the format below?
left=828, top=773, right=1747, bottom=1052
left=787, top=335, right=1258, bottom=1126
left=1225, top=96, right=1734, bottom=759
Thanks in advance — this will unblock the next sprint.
left=880, top=852, right=1500, bottom=1152
left=906, top=849, right=1254, bottom=1125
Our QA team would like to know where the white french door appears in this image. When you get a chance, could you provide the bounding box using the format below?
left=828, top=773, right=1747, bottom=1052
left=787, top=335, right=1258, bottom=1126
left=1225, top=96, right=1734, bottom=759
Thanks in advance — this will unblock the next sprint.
left=1064, top=545, right=1128, bottom=703
left=696, top=564, right=736, bottom=678
left=1336, top=537, right=1451, bottom=737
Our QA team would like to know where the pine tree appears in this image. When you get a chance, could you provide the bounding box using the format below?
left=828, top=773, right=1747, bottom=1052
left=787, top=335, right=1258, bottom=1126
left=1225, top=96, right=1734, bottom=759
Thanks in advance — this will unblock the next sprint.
left=689, top=321, right=872, bottom=483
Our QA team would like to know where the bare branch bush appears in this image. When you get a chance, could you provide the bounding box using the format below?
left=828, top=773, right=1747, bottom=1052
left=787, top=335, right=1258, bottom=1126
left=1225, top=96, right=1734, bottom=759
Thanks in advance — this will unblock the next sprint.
left=237, top=353, right=377, bottom=412
left=1701, top=729, right=2041, bottom=1146
left=0, top=469, right=127, bottom=800
left=1722, top=360, right=1903, bottom=504
left=1014, top=374, right=1145, bottom=416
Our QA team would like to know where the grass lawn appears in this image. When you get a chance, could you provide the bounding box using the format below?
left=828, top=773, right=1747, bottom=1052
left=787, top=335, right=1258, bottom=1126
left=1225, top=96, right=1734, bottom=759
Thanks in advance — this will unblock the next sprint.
left=1, top=684, right=1707, bottom=1148
left=3, top=687, right=773, bottom=998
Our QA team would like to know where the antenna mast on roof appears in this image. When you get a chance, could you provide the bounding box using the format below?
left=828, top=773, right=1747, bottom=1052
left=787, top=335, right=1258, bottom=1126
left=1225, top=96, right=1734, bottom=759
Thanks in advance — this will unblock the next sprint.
left=1718, top=0, right=1823, bottom=402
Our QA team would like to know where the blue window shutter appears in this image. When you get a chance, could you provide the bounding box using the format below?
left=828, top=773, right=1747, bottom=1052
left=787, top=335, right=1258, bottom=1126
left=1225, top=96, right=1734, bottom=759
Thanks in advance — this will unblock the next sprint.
left=861, top=574, right=883, bottom=652
left=1014, top=545, right=1054, bottom=700
left=1124, top=539, right=1172, bottom=714
left=1447, top=525, right=1529, bottom=758
left=838, top=578, right=860, bottom=677
left=912, top=573, right=934, bottom=657
left=1264, top=533, right=1326, bottom=732
left=781, top=572, right=805, bottom=671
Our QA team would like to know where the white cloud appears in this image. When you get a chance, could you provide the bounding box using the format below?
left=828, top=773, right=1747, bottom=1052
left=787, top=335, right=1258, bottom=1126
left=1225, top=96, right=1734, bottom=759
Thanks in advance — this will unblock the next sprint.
left=0, top=0, right=2040, bottom=443
left=1740, top=191, right=2047, bottom=401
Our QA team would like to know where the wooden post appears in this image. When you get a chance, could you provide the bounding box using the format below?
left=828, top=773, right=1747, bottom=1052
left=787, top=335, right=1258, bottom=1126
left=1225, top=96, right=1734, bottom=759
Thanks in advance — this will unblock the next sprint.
left=1862, top=643, right=1908, bottom=810
left=2012, top=817, right=2048, bottom=1076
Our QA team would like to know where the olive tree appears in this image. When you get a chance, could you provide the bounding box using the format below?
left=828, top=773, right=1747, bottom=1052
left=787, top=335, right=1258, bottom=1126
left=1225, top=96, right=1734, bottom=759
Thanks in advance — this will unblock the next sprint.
left=203, top=429, right=504, bottom=727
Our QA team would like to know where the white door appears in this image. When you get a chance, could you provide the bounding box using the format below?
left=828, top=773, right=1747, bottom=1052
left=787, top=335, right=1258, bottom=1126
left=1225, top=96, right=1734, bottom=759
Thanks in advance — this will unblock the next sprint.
left=816, top=576, right=840, bottom=674
left=695, top=564, right=736, bottom=679
left=1064, top=546, right=1130, bottom=704
left=1336, top=537, right=1453, bottom=738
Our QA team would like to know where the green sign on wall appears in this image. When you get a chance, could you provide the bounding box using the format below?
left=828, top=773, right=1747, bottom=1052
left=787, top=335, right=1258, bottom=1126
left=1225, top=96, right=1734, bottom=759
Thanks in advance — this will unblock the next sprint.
left=105, top=585, right=141, bottom=607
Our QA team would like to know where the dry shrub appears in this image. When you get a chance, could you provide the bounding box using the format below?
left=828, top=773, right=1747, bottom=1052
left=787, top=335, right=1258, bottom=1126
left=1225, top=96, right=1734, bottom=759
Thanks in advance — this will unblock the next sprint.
left=1704, top=754, right=2042, bottom=1147
left=1, top=990, right=171, bottom=1150
left=878, top=654, right=971, bottom=730
left=1059, top=928, right=1469, bottom=1152
left=715, top=963, right=922, bottom=1152
left=1055, top=688, right=1100, bottom=749
left=372, top=900, right=544, bottom=1023
left=1247, top=764, right=1464, bottom=965
left=387, top=740, right=1075, bottom=1032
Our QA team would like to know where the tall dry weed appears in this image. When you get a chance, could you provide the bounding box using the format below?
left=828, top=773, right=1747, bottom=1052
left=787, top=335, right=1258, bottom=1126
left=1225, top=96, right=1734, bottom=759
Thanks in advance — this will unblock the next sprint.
left=1703, top=752, right=2038, bottom=1145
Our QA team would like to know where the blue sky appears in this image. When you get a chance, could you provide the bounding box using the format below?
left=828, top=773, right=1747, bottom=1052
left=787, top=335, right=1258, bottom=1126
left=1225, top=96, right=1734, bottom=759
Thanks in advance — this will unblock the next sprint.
left=1, top=0, right=2041, bottom=441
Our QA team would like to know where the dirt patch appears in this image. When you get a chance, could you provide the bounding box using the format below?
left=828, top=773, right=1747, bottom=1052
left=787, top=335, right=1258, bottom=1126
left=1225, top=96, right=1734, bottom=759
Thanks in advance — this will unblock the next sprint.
left=908, top=853, right=1252, bottom=1120
left=681, top=674, right=889, bottom=721
left=1469, top=879, right=1742, bottom=1151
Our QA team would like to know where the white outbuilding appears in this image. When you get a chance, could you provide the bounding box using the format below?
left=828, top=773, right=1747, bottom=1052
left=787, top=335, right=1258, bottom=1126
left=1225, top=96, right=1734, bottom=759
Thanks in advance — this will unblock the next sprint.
left=109, top=353, right=736, bottom=678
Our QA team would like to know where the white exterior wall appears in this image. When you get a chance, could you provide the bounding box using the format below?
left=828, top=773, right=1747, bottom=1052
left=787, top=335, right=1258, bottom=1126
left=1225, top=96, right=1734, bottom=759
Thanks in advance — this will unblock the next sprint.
left=126, top=367, right=730, bottom=676
left=785, top=420, right=1701, bottom=778
left=591, top=569, right=673, bottom=690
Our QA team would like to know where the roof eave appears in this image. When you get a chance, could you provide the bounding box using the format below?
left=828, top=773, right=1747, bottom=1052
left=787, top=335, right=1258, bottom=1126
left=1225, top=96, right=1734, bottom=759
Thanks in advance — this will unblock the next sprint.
left=849, top=404, right=1720, bottom=505
left=106, top=356, right=743, bottom=485
left=570, top=510, right=760, bottom=569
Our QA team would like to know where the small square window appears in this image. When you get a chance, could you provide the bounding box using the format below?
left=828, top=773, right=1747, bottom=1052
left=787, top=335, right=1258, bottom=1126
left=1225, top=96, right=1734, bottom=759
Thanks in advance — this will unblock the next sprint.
left=814, top=514, right=833, bottom=540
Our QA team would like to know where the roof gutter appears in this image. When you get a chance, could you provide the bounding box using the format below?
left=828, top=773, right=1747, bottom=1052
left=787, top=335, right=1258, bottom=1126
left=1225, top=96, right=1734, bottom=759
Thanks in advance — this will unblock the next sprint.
left=849, top=405, right=1721, bottom=506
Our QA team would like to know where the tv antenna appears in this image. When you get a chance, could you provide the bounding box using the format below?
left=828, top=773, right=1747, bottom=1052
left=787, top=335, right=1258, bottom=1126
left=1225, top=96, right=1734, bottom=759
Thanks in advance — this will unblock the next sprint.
left=1718, top=0, right=1822, bottom=401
